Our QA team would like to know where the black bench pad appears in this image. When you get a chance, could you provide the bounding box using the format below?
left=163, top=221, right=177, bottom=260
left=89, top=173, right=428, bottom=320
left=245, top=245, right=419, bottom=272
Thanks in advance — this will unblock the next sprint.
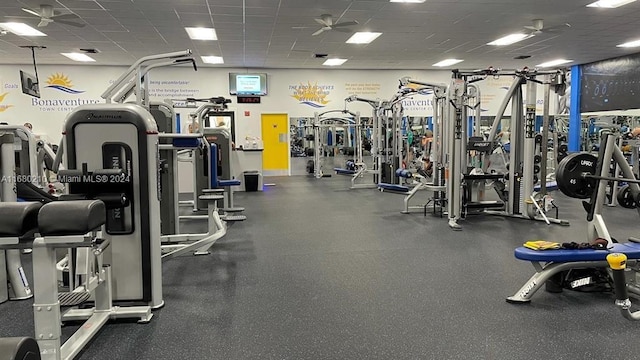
left=0, top=202, right=42, bottom=237
left=38, top=200, right=106, bottom=236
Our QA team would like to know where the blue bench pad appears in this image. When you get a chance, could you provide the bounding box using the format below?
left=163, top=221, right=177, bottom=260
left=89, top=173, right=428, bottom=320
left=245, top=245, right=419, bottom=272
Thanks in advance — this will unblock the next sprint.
left=218, top=180, right=241, bottom=187
left=378, top=183, right=409, bottom=193
left=334, top=168, right=356, bottom=175
left=533, top=181, right=558, bottom=192
left=515, top=243, right=640, bottom=262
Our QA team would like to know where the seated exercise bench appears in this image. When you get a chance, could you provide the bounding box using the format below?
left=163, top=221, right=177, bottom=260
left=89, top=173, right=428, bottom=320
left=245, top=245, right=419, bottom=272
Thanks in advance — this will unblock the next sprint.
left=207, top=143, right=246, bottom=221
left=0, top=202, right=41, bottom=303
left=377, top=183, right=410, bottom=193
left=506, top=243, right=640, bottom=303
left=334, top=168, right=356, bottom=175
left=31, top=200, right=152, bottom=360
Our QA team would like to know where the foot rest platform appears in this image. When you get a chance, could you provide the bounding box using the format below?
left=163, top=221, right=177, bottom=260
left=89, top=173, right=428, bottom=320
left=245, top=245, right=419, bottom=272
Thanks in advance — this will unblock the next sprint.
left=0, top=202, right=41, bottom=237
left=378, top=183, right=410, bottom=193
left=39, top=200, right=106, bottom=236
left=515, top=242, right=640, bottom=262
left=222, top=207, right=245, bottom=213
left=218, top=180, right=241, bottom=187
left=59, top=291, right=91, bottom=307
left=221, top=215, right=247, bottom=222
left=198, top=194, right=224, bottom=202
left=334, top=168, right=356, bottom=175
left=202, top=188, right=225, bottom=194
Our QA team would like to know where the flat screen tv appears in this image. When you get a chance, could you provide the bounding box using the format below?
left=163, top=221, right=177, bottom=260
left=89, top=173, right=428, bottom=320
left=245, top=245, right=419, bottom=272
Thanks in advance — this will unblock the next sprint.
left=20, top=70, right=40, bottom=98
left=229, top=73, right=267, bottom=96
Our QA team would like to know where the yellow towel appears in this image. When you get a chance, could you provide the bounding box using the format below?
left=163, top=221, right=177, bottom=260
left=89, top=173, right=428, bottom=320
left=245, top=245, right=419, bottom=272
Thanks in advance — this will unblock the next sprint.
left=523, top=240, right=561, bottom=250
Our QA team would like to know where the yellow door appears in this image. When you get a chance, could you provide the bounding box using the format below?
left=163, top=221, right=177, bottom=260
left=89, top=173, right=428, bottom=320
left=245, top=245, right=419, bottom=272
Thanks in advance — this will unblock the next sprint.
left=261, top=113, right=289, bottom=175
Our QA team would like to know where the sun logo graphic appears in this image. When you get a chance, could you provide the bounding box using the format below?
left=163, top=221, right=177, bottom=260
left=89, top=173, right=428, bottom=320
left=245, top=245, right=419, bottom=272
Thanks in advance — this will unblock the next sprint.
left=291, top=81, right=331, bottom=108
left=45, top=73, right=85, bottom=94
left=0, top=92, right=14, bottom=112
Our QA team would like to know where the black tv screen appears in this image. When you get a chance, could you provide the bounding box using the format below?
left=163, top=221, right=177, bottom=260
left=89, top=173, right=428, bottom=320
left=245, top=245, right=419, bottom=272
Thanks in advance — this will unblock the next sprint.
left=229, top=73, right=267, bottom=96
left=20, top=70, right=40, bottom=98
left=580, top=53, right=640, bottom=112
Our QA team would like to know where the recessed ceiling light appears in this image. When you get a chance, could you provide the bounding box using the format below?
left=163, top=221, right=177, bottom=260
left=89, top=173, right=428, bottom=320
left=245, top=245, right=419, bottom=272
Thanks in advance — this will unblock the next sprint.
left=617, top=39, right=640, bottom=47
left=323, top=58, right=347, bottom=66
left=536, top=59, right=572, bottom=68
left=389, top=0, right=426, bottom=2
left=201, top=56, right=224, bottom=64
left=61, top=52, right=95, bottom=62
left=487, top=33, right=531, bottom=46
left=346, top=32, right=382, bottom=44
left=587, top=0, right=636, bottom=8
left=432, top=59, right=464, bottom=67
left=185, top=27, right=217, bottom=40
left=0, top=22, right=46, bottom=36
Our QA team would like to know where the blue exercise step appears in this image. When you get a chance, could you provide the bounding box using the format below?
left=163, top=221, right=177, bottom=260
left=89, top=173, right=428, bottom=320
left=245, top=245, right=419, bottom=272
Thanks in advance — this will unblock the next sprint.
left=378, top=183, right=409, bottom=193
left=334, top=168, right=356, bottom=175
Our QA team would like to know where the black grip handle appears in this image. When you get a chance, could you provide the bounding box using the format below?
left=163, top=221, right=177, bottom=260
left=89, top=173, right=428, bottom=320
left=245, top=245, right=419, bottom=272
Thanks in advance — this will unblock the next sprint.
left=611, top=268, right=629, bottom=301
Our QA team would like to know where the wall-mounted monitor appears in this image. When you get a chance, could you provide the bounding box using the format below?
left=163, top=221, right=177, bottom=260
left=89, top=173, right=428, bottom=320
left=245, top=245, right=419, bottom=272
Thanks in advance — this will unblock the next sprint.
left=229, top=73, right=267, bottom=96
left=20, top=70, right=40, bottom=98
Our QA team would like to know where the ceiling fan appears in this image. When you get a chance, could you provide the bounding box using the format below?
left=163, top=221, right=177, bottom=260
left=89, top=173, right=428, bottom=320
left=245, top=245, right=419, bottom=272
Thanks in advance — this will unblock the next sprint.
left=309, top=14, right=358, bottom=36
left=524, top=19, right=570, bottom=36
left=20, top=4, right=85, bottom=28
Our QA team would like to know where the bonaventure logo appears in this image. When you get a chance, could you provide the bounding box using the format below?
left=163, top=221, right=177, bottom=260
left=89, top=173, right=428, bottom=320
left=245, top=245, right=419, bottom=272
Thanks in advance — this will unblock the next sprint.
left=45, top=73, right=85, bottom=94
left=0, top=92, right=14, bottom=112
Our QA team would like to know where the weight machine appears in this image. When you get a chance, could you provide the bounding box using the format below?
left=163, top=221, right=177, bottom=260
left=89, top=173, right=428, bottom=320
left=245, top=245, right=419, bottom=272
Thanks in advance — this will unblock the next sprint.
left=447, top=68, right=569, bottom=230
left=309, top=110, right=360, bottom=179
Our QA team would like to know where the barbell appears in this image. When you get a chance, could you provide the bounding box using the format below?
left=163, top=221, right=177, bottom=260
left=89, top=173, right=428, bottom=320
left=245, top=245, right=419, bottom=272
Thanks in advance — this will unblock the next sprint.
left=557, top=152, right=640, bottom=199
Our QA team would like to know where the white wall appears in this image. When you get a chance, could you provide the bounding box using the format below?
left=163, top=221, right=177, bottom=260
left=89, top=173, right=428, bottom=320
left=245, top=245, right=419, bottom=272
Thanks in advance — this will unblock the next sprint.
left=0, top=64, right=555, bottom=144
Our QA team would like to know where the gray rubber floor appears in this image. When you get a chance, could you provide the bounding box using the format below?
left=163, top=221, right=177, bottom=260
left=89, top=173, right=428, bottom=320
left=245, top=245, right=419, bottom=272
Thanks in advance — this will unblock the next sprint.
left=2, top=176, right=640, bottom=359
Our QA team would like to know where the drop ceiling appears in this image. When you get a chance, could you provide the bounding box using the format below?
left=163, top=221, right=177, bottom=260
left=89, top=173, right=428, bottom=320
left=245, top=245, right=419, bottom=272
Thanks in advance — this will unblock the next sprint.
left=0, top=0, right=638, bottom=69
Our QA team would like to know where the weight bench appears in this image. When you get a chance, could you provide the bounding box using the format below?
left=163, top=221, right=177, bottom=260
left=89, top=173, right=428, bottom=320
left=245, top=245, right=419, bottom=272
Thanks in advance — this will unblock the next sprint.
left=32, top=200, right=152, bottom=360
left=0, top=202, right=41, bottom=303
left=378, top=183, right=410, bottom=193
left=334, top=168, right=356, bottom=175
left=506, top=243, right=640, bottom=303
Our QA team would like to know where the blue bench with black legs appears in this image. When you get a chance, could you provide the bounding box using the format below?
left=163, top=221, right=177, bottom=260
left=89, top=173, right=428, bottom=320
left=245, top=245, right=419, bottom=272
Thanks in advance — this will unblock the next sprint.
left=377, top=183, right=410, bottom=193
left=207, top=143, right=246, bottom=222
left=506, top=242, right=640, bottom=303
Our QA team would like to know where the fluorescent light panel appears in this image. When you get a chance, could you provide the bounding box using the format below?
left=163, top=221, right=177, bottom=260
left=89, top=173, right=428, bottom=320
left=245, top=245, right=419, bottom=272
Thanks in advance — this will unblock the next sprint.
left=587, top=0, right=636, bottom=8
left=61, top=52, right=95, bottom=62
left=185, top=27, right=217, bottom=40
left=0, top=22, right=46, bottom=36
left=390, top=0, right=426, bottom=2
left=323, top=58, right=347, bottom=66
left=346, top=32, right=382, bottom=44
left=201, top=56, right=224, bottom=64
left=433, top=59, right=464, bottom=67
left=487, top=33, right=530, bottom=46
left=536, top=59, right=572, bottom=68
left=617, top=39, right=640, bottom=47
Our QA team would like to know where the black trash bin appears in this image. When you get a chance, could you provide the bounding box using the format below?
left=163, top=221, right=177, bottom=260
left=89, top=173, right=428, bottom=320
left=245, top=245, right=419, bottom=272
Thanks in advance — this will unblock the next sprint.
left=244, top=171, right=260, bottom=192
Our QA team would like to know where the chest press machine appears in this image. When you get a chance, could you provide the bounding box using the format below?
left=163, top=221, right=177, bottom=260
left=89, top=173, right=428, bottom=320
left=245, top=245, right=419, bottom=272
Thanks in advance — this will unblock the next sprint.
left=507, top=132, right=640, bottom=314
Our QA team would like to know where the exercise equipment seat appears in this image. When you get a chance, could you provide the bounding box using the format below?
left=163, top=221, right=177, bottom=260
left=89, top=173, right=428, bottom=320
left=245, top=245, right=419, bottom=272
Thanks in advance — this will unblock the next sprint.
left=0, top=337, right=41, bottom=360
left=514, top=242, right=640, bottom=262
left=38, top=200, right=106, bottom=236
left=0, top=202, right=42, bottom=237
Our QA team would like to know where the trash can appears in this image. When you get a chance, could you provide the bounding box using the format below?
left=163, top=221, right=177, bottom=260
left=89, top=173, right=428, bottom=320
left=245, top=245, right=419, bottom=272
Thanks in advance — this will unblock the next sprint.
left=244, top=170, right=260, bottom=192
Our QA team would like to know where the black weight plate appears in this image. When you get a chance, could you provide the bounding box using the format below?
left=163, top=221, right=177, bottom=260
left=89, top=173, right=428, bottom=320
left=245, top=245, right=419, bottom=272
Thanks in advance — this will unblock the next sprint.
left=559, top=144, right=568, bottom=153
left=534, top=164, right=541, bottom=174
left=556, top=153, right=598, bottom=199
left=617, top=185, right=637, bottom=209
left=535, top=134, right=543, bottom=144
left=534, top=155, right=542, bottom=164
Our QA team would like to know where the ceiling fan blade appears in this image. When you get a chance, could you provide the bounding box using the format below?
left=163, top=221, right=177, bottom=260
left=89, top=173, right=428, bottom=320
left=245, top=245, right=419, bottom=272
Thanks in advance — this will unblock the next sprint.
left=332, top=21, right=359, bottom=27
left=312, top=28, right=325, bottom=36
left=291, top=26, right=311, bottom=29
left=523, top=25, right=537, bottom=31
left=56, top=19, right=85, bottom=27
left=37, top=19, right=51, bottom=27
left=543, top=23, right=571, bottom=32
left=332, top=27, right=351, bottom=33
left=52, top=13, right=80, bottom=21
left=314, top=18, right=328, bottom=26
left=21, top=8, right=41, bottom=17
